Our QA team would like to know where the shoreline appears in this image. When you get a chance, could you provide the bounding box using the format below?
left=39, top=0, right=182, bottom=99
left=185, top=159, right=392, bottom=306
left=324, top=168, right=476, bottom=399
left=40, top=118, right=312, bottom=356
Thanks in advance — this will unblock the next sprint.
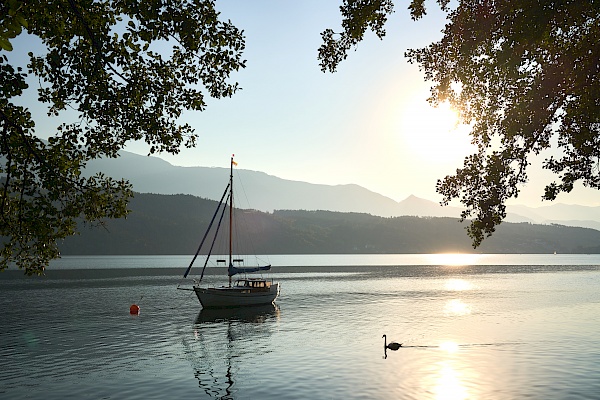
left=2, top=263, right=600, bottom=280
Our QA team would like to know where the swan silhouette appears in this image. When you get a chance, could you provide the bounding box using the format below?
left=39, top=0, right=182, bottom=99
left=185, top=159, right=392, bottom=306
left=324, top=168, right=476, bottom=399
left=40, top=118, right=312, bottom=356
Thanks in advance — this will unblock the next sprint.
left=382, top=334, right=402, bottom=350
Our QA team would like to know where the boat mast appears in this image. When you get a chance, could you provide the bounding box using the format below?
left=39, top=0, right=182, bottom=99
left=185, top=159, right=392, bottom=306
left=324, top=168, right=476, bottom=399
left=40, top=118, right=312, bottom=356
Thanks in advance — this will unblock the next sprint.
left=228, top=155, right=234, bottom=287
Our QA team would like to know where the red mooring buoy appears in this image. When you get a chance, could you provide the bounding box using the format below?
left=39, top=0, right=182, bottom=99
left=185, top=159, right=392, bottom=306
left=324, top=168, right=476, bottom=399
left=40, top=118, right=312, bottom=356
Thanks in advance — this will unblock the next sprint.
left=129, top=304, right=140, bottom=315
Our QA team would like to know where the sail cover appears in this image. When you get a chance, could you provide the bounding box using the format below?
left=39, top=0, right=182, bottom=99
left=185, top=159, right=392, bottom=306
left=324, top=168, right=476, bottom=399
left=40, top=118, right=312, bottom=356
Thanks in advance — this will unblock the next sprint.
left=228, top=264, right=271, bottom=276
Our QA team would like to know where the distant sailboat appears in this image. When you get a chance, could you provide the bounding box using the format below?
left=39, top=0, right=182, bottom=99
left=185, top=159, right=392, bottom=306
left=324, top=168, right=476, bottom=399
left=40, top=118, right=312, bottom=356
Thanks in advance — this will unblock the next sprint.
left=179, top=156, right=280, bottom=308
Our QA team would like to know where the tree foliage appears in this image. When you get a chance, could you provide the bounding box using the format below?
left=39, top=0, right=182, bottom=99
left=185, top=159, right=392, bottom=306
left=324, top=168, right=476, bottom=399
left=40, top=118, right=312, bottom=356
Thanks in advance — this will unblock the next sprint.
left=320, top=0, right=600, bottom=247
left=1, top=0, right=245, bottom=274
left=318, top=0, right=396, bottom=72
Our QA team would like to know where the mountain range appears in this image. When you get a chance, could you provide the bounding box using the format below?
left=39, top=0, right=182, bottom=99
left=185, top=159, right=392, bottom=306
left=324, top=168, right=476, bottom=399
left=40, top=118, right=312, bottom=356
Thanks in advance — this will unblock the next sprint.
left=84, top=151, right=600, bottom=231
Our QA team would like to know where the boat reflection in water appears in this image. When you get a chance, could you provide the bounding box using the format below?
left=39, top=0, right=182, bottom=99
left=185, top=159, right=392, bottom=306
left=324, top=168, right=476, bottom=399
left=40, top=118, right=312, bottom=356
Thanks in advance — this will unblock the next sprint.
left=195, top=303, right=281, bottom=324
left=182, top=304, right=280, bottom=399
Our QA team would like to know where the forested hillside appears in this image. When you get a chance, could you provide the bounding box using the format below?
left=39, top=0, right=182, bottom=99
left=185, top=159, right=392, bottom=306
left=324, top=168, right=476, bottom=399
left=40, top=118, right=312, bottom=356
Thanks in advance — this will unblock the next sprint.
left=59, top=193, right=600, bottom=255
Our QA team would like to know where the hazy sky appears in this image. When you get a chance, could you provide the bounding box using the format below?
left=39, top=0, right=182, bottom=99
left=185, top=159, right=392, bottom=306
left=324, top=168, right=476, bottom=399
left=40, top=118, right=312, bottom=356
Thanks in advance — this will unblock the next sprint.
left=132, top=0, right=478, bottom=204
left=13, top=1, right=600, bottom=207
left=131, top=0, right=598, bottom=207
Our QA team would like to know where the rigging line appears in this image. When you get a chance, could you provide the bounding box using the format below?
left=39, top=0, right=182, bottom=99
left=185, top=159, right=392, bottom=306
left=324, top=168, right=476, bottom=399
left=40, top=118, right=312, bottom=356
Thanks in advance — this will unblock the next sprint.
left=199, top=192, right=231, bottom=283
left=170, top=286, right=197, bottom=312
left=182, top=182, right=231, bottom=280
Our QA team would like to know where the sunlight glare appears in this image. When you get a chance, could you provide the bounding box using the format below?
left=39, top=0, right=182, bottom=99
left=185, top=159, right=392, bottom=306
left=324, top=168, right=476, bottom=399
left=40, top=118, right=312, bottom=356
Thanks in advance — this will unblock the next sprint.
left=444, top=299, right=472, bottom=316
left=445, top=279, right=473, bottom=291
left=399, top=101, right=473, bottom=166
left=426, top=253, right=481, bottom=266
left=433, top=362, right=469, bottom=400
left=440, top=341, right=460, bottom=353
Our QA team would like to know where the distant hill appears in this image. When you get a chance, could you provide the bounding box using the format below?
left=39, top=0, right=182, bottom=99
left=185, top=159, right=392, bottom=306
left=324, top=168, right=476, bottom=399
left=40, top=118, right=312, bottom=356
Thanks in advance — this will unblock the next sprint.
left=507, top=204, right=600, bottom=229
left=83, top=151, right=600, bottom=229
left=84, top=151, right=404, bottom=216
left=59, top=193, right=600, bottom=255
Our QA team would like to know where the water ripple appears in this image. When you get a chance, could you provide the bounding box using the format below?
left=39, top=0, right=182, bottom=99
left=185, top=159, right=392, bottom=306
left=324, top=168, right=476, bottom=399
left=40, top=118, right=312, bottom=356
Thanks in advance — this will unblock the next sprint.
left=2, top=265, right=600, bottom=399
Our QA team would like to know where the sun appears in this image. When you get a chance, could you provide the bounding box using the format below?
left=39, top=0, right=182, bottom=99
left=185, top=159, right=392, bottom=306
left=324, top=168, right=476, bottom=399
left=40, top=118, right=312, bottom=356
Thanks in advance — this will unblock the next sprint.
left=398, top=100, right=474, bottom=166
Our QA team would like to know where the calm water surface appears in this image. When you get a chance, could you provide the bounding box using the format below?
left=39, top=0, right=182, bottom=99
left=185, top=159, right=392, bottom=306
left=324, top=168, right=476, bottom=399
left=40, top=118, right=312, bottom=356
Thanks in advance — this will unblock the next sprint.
left=2, top=255, right=600, bottom=399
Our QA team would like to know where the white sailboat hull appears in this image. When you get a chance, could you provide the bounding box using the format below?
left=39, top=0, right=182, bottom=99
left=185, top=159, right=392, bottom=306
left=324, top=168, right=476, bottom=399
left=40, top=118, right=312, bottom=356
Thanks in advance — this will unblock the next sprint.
left=194, top=283, right=280, bottom=308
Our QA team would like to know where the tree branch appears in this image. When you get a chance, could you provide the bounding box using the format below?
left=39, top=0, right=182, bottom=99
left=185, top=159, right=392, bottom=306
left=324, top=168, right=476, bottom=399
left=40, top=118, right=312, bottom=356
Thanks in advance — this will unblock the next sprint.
left=66, top=0, right=132, bottom=85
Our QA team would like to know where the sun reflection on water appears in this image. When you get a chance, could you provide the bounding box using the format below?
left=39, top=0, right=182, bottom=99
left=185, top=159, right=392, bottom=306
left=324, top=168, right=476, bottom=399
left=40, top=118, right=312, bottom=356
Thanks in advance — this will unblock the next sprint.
left=433, top=362, right=469, bottom=400
left=445, top=279, right=473, bottom=291
left=426, top=253, right=482, bottom=266
left=444, top=299, right=472, bottom=316
left=440, top=341, right=460, bottom=353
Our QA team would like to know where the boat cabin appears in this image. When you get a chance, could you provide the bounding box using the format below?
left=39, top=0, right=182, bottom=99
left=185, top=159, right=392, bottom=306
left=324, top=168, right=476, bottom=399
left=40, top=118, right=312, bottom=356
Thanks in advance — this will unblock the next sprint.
left=234, top=278, right=272, bottom=291
left=233, top=278, right=272, bottom=293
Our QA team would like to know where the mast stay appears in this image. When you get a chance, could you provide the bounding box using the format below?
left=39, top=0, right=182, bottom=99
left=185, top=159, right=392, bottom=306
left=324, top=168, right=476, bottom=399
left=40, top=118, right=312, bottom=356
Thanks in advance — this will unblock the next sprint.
left=182, top=182, right=230, bottom=279
left=183, top=155, right=271, bottom=285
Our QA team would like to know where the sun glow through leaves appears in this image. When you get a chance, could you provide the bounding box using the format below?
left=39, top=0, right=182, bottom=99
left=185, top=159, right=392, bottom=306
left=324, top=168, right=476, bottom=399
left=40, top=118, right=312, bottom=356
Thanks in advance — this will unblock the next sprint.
left=399, top=100, right=474, bottom=167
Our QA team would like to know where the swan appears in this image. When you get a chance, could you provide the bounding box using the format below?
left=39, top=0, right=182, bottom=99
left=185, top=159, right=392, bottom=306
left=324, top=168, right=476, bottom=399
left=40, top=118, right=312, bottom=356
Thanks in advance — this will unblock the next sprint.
left=382, top=334, right=402, bottom=350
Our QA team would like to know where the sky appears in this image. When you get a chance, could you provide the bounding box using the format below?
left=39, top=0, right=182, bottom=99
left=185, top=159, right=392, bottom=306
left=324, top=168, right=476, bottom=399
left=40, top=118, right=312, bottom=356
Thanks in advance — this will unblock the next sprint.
left=134, top=0, right=479, bottom=204
left=12, top=1, right=600, bottom=207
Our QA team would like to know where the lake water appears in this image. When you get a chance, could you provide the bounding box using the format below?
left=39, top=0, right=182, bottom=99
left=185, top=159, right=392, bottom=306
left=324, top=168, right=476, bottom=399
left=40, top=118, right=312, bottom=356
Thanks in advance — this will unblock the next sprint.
left=2, top=254, right=600, bottom=399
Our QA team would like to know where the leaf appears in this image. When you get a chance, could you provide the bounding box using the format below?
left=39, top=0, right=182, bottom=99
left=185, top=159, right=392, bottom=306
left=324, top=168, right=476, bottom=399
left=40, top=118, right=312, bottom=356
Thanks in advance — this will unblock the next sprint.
left=15, top=14, right=28, bottom=29
left=0, top=37, right=14, bottom=51
left=1, top=0, right=245, bottom=274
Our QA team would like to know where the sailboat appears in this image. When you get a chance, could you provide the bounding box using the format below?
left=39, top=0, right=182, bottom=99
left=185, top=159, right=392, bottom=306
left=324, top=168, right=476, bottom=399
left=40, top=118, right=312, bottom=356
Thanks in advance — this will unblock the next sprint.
left=180, top=156, right=280, bottom=308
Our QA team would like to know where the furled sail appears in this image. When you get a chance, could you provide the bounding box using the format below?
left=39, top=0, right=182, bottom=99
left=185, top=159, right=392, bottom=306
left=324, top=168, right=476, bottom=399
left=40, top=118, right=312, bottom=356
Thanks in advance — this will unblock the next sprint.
left=228, top=264, right=271, bottom=276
